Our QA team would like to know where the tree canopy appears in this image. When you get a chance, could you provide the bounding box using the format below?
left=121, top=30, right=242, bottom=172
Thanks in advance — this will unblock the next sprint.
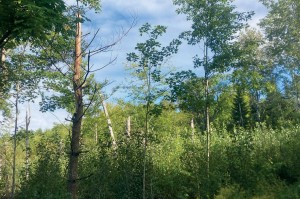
left=0, top=0, right=67, bottom=48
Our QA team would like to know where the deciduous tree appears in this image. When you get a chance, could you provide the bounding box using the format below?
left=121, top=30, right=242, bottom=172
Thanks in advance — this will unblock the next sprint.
left=126, top=23, right=181, bottom=199
left=173, top=0, right=252, bottom=196
left=260, top=0, right=300, bottom=119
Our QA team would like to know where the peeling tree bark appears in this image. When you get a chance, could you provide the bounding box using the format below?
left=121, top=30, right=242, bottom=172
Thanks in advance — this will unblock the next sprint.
left=68, top=5, right=83, bottom=199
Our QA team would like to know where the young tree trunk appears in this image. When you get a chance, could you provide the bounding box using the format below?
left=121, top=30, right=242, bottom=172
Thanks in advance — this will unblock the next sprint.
left=204, top=42, right=210, bottom=197
left=205, top=75, right=210, bottom=177
left=11, top=83, right=19, bottom=199
left=238, top=102, right=244, bottom=127
left=68, top=7, right=83, bottom=199
left=0, top=152, right=2, bottom=181
left=0, top=48, right=5, bottom=182
left=253, top=90, right=261, bottom=126
left=143, top=65, right=152, bottom=199
left=3, top=141, right=10, bottom=198
left=25, top=104, right=31, bottom=180
left=142, top=126, right=148, bottom=199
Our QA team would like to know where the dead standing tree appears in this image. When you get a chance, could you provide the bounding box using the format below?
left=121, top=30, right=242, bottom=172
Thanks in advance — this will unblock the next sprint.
left=38, top=4, right=135, bottom=198
left=100, top=94, right=117, bottom=148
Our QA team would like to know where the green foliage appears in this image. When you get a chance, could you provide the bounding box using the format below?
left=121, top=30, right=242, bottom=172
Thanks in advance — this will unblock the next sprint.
left=233, top=29, right=271, bottom=94
left=231, top=88, right=250, bottom=128
left=167, top=72, right=233, bottom=130
left=260, top=0, right=300, bottom=126
left=0, top=134, right=11, bottom=198
left=0, top=99, right=11, bottom=118
left=16, top=129, right=68, bottom=199
left=8, top=46, right=43, bottom=100
left=39, top=72, right=75, bottom=113
left=126, top=23, right=181, bottom=104
left=260, top=0, right=300, bottom=62
left=166, top=70, right=199, bottom=106
left=0, top=0, right=67, bottom=48
left=0, top=44, right=44, bottom=117
left=79, top=138, right=145, bottom=199
left=79, top=0, right=101, bottom=11
left=1, top=105, right=300, bottom=199
left=262, top=91, right=299, bottom=128
left=79, top=105, right=300, bottom=198
left=174, top=0, right=252, bottom=74
left=1, top=1, right=300, bottom=199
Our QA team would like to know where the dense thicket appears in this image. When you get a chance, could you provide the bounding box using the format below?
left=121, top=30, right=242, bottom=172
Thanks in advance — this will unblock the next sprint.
left=1, top=106, right=300, bottom=198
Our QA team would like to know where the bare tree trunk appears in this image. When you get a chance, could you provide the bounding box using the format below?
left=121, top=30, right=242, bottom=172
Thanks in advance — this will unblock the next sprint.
left=291, top=71, right=300, bottom=111
left=126, top=116, right=131, bottom=138
left=25, top=104, right=31, bottom=180
left=95, top=123, right=98, bottom=144
left=191, top=118, right=195, bottom=141
left=1, top=48, right=5, bottom=66
left=0, top=48, right=7, bottom=94
left=0, top=120, right=2, bottom=183
left=68, top=4, right=83, bottom=198
left=142, top=133, right=147, bottom=199
left=11, top=83, right=19, bottom=199
left=255, top=91, right=261, bottom=125
left=143, top=63, right=152, bottom=199
left=204, top=41, right=210, bottom=197
left=205, top=76, right=210, bottom=178
left=0, top=48, right=6, bottom=186
left=238, top=102, right=244, bottom=127
left=101, top=95, right=117, bottom=148
left=0, top=153, right=2, bottom=182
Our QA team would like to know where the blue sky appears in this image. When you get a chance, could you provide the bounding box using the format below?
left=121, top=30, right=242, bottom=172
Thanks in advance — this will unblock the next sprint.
left=6, top=0, right=268, bottom=131
left=87, top=0, right=267, bottom=92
